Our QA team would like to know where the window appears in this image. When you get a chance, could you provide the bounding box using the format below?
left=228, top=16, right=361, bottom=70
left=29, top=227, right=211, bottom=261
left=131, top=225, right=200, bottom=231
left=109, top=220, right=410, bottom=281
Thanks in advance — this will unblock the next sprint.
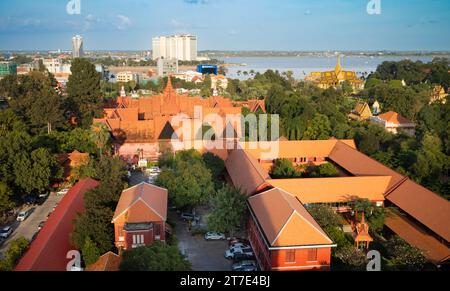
left=307, top=248, right=318, bottom=262
left=285, top=250, right=296, bottom=263
left=132, top=234, right=145, bottom=246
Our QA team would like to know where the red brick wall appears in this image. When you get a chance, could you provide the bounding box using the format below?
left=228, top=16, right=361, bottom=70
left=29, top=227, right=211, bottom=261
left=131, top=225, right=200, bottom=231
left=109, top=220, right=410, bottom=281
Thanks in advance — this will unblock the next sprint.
left=124, top=229, right=154, bottom=250
left=270, top=247, right=331, bottom=271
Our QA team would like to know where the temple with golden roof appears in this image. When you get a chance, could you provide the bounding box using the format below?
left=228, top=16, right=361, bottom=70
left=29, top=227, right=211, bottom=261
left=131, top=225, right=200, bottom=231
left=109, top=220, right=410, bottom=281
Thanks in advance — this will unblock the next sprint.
left=305, top=56, right=365, bottom=92
left=94, top=77, right=265, bottom=162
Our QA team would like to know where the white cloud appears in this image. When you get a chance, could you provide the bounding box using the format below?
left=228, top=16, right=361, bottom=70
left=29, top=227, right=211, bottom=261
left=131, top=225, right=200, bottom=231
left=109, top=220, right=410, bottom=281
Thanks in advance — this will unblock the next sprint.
left=117, top=14, right=131, bottom=30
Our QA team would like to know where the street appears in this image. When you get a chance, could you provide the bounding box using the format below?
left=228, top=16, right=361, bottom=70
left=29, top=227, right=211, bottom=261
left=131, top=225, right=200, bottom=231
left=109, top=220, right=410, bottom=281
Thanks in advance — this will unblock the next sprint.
left=0, top=193, right=63, bottom=259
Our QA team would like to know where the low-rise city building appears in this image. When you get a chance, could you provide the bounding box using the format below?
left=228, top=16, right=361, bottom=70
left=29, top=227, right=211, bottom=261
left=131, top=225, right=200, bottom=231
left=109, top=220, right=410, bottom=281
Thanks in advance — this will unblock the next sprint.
left=370, top=111, right=416, bottom=136
left=112, top=183, right=168, bottom=250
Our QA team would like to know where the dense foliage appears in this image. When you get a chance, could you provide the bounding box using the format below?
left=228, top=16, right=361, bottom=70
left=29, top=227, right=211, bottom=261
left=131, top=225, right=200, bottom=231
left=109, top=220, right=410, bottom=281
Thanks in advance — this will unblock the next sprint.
left=120, top=242, right=191, bottom=271
left=157, top=149, right=215, bottom=209
left=207, top=185, right=247, bottom=235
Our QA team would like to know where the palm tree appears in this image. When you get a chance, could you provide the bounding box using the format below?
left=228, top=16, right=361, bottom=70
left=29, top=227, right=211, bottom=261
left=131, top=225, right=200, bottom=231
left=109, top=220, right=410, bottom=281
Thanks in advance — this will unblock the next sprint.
left=90, top=122, right=111, bottom=156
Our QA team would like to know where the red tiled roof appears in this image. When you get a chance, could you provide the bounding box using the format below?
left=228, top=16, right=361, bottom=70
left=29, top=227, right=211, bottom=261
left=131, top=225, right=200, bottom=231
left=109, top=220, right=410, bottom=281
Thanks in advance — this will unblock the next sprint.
left=377, top=111, right=413, bottom=124
left=85, top=252, right=121, bottom=271
left=385, top=211, right=450, bottom=264
left=385, top=179, right=450, bottom=242
left=248, top=188, right=334, bottom=247
left=112, top=183, right=168, bottom=223
left=14, top=179, right=99, bottom=271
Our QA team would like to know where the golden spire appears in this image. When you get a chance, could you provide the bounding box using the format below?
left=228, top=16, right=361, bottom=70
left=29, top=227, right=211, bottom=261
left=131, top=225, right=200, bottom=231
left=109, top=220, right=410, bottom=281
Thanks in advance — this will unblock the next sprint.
left=335, top=55, right=342, bottom=75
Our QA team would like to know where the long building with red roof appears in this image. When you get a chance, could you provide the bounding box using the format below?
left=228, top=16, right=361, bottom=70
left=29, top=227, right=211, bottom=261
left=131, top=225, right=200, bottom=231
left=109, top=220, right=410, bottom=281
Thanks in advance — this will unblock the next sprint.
left=225, top=140, right=450, bottom=270
left=14, top=179, right=99, bottom=271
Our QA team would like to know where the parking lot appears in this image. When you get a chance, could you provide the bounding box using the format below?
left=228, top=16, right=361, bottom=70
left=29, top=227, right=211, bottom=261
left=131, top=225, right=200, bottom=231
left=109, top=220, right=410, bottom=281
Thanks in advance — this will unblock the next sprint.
left=0, top=193, right=63, bottom=259
left=170, top=211, right=232, bottom=271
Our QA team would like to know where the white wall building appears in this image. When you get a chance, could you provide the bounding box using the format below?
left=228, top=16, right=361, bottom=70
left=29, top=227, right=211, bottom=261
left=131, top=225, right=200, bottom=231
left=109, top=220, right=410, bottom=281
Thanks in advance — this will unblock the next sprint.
left=157, top=58, right=179, bottom=77
left=152, top=35, right=197, bottom=61
left=116, top=71, right=140, bottom=83
left=43, top=58, right=71, bottom=74
left=72, top=35, right=84, bottom=58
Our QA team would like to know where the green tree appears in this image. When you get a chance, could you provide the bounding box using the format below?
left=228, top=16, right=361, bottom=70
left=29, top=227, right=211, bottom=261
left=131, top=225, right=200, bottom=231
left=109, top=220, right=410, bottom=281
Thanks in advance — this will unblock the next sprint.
left=318, top=163, right=339, bottom=177
left=67, top=58, right=103, bottom=128
left=0, top=237, right=29, bottom=271
left=270, top=158, right=300, bottom=178
left=157, top=150, right=215, bottom=208
left=0, top=182, right=15, bottom=221
left=207, top=186, right=247, bottom=235
left=303, top=114, right=332, bottom=140
left=384, top=236, right=428, bottom=271
left=81, top=237, right=101, bottom=266
left=90, top=122, right=111, bottom=156
left=201, top=152, right=225, bottom=188
left=120, top=242, right=191, bottom=271
left=334, top=246, right=368, bottom=271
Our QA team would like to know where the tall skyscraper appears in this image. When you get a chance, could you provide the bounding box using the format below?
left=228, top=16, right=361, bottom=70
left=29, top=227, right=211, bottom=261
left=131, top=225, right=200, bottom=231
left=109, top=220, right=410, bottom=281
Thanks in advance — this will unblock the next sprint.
left=152, top=35, right=197, bottom=61
left=72, top=35, right=84, bottom=58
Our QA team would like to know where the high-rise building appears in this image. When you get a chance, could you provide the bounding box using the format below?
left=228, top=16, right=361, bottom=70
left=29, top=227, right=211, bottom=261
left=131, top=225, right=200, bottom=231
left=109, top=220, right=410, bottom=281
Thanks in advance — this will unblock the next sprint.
left=72, top=35, right=84, bottom=58
left=152, top=35, right=197, bottom=61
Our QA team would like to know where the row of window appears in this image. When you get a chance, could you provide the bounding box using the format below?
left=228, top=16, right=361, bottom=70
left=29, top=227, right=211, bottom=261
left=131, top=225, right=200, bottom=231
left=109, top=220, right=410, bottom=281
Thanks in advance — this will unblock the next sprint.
left=285, top=248, right=318, bottom=263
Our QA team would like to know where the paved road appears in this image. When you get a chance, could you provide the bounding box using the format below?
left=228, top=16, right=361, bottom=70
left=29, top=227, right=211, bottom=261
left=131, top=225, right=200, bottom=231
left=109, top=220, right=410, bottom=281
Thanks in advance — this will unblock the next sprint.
left=0, top=193, right=63, bottom=259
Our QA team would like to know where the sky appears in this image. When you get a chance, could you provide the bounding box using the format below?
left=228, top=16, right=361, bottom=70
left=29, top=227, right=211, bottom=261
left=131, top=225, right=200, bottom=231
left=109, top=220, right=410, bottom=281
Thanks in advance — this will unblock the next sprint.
left=0, top=0, right=449, bottom=51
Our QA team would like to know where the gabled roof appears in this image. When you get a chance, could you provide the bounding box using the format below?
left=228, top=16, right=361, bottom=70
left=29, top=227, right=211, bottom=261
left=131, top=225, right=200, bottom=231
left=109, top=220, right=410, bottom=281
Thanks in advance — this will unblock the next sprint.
left=239, top=140, right=356, bottom=161
left=377, top=111, right=413, bottom=124
left=112, top=183, right=168, bottom=223
left=385, top=211, right=450, bottom=264
left=248, top=188, right=334, bottom=248
left=15, top=179, right=99, bottom=271
left=267, top=176, right=391, bottom=204
left=328, top=141, right=405, bottom=190
left=85, top=252, right=122, bottom=271
left=225, top=149, right=270, bottom=195
left=385, top=179, right=450, bottom=242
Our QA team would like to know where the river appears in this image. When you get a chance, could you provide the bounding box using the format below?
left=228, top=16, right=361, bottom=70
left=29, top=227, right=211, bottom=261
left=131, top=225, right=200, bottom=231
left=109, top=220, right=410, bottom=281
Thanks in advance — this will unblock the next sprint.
left=218, top=55, right=438, bottom=80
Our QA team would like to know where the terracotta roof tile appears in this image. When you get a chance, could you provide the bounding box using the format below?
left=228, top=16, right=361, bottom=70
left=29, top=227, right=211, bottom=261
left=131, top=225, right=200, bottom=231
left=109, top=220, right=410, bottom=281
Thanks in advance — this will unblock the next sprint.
left=385, top=179, right=450, bottom=242
left=85, top=252, right=121, bottom=271
left=385, top=211, right=450, bottom=264
left=14, top=179, right=99, bottom=271
left=267, top=176, right=390, bottom=204
left=112, top=183, right=168, bottom=223
left=248, top=188, right=333, bottom=247
left=378, top=111, right=413, bottom=124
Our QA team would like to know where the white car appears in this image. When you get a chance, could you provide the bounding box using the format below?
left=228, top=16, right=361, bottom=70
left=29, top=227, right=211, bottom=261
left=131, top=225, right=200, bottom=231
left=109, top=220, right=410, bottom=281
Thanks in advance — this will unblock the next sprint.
left=0, top=226, right=13, bottom=239
left=229, top=242, right=250, bottom=249
left=17, top=209, right=32, bottom=222
left=225, top=246, right=254, bottom=260
left=204, top=232, right=226, bottom=241
left=57, top=188, right=70, bottom=196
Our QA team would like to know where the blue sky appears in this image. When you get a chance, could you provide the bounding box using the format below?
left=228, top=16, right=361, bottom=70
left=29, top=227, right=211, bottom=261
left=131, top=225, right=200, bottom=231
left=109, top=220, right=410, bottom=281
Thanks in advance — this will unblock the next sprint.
left=0, top=0, right=449, bottom=51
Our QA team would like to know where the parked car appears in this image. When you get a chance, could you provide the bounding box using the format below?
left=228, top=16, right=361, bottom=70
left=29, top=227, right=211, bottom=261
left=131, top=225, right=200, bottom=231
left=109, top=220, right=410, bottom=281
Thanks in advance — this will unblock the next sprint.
left=204, top=232, right=226, bottom=241
left=225, top=246, right=254, bottom=260
left=236, top=265, right=258, bottom=272
left=229, top=242, right=250, bottom=249
left=57, top=188, right=70, bottom=196
left=38, top=192, right=49, bottom=199
left=233, top=253, right=256, bottom=262
left=181, top=212, right=201, bottom=222
left=232, top=260, right=257, bottom=271
left=23, top=195, right=37, bottom=205
left=228, top=237, right=250, bottom=246
left=0, top=226, right=13, bottom=239
left=17, top=209, right=32, bottom=221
